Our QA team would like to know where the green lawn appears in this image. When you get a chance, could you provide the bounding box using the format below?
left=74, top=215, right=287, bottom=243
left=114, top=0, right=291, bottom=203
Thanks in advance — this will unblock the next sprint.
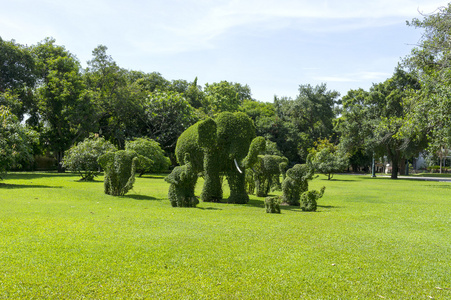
left=1, top=173, right=450, bottom=299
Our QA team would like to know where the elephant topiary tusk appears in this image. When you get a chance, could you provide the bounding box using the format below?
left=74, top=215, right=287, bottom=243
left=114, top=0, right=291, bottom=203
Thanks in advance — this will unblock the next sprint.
left=234, top=159, right=243, bottom=173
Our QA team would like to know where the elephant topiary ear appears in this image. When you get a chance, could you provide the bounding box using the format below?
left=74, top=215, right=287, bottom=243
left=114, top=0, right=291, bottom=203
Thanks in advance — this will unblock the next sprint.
left=198, top=118, right=217, bottom=148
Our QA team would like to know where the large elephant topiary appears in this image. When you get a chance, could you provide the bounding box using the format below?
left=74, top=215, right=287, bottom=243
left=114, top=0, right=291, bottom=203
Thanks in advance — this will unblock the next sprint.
left=175, top=112, right=265, bottom=204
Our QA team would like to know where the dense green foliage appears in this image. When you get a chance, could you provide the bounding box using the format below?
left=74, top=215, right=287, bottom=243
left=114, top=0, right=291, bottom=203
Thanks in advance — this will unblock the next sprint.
left=281, top=164, right=314, bottom=205
left=0, top=106, right=36, bottom=176
left=62, top=135, right=117, bottom=181
left=142, top=90, right=200, bottom=156
left=125, top=138, right=170, bottom=176
left=98, top=150, right=141, bottom=196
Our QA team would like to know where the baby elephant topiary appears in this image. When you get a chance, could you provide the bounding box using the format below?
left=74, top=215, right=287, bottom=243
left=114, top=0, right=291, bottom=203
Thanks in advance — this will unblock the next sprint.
left=281, top=164, right=314, bottom=205
left=165, top=154, right=199, bottom=207
left=300, top=186, right=326, bottom=212
left=265, top=196, right=281, bottom=214
left=98, top=150, right=141, bottom=196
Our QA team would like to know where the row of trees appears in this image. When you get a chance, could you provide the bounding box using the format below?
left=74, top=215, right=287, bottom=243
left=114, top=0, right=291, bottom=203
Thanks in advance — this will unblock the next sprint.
left=1, top=3, right=451, bottom=179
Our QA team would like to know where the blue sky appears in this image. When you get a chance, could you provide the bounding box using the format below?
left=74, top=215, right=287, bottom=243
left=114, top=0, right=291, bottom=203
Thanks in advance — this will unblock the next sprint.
left=1, top=0, right=448, bottom=102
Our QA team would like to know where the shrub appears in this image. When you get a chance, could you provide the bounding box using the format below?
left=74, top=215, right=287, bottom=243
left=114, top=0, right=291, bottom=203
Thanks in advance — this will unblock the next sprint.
left=62, top=135, right=117, bottom=181
left=125, top=137, right=170, bottom=176
left=265, top=196, right=281, bottom=213
left=98, top=150, right=141, bottom=196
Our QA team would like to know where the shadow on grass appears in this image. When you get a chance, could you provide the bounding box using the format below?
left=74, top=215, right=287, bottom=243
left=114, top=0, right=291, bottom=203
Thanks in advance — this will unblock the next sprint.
left=0, top=183, right=62, bottom=189
left=4, top=172, right=75, bottom=180
left=247, top=195, right=342, bottom=212
left=427, top=185, right=451, bottom=189
left=197, top=207, right=222, bottom=210
left=121, top=194, right=158, bottom=201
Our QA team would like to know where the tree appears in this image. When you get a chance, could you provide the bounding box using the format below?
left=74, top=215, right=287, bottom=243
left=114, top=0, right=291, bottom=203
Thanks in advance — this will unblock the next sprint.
left=32, top=38, right=97, bottom=172
left=0, top=37, right=37, bottom=120
left=142, top=90, right=199, bottom=162
left=336, top=88, right=372, bottom=172
left=204, top=81, right=252, bottom=114
left=307, top=137, right=349, bottom=180
left=0, top=106, right=36, bottom=177
left=125, top=137, right=170, bottom=176
left=85, top=45, right=145, bottom=147
left=62, top=135, right=117, bottom=181
left=271, top=84, right=339, bottom=163
left=404, top=4, right=451, bottom=171
left=338, top=68, right=425, bottom=179
left=367, top=68, right=424, bottom=178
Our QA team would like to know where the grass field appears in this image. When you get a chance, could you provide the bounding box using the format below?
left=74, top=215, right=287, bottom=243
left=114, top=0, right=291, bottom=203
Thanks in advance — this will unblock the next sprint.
left=1, top=172, right=450, bottom=299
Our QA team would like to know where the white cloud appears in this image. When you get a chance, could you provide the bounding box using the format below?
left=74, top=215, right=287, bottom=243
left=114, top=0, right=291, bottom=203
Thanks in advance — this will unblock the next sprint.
left=314, top=71, right=392, bottom=83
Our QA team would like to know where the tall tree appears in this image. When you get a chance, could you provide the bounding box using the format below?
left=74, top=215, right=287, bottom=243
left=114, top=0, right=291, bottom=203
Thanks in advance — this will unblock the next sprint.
left=204, top=81, right=252, bottom=114
left=0, top=106, right=36, bottom=177
left=404, top=4, right=451, bottom=169
left=142, top=90, right=199, bottom=163
left=85, top=45, right=145, bottom=147
left=274, top=84, right=340, bottom=162
left=32, top=38, right=96, bottom=172
left=339, top=68, right=424, bottom=179
left=0, top=37, right=37, bottom=120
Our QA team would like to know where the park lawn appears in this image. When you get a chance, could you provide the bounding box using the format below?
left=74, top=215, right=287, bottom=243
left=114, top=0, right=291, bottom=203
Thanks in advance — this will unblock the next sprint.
left=0, top=173, right=450, bottom=299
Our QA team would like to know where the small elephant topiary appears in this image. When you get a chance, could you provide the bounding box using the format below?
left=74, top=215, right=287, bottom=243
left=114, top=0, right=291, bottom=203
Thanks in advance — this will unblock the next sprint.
left=165, top=154, right=199, bottom=207
left=252, top=155, right=288, bottom=197
left=265, top=196, right=281, bottom=214
left=98, top=150, right=141, bottom=196
left=300, top=186, right=326, bottom=212
left=281, top=164, right=314, bottom=205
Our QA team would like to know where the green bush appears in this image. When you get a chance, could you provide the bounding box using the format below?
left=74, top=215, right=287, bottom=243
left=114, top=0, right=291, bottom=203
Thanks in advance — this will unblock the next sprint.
left=62, top=135, right=117, bottom=181
left=165, top=153, right=199, bottom=207
left=98, top=150, right=141, bottom=196
left=265, top=196, right=281, bottom=213
left=300, top=186, right=326, bottom=212
left=125, top=137, right=170, bottom=176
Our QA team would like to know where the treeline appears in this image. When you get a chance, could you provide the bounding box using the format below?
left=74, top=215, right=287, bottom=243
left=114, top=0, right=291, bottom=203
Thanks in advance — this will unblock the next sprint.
left=1, top=3, right=451, bottom=179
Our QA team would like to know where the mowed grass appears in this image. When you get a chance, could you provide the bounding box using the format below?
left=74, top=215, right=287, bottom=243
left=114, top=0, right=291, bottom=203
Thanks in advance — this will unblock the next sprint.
left=1, top=173, right=451, bottom=299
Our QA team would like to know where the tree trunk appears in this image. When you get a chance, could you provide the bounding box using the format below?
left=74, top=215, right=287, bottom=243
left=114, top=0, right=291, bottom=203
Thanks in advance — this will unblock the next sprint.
left=391, top=153, right=399, bottom=179
left=56, top=151, right=65, bottom=173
